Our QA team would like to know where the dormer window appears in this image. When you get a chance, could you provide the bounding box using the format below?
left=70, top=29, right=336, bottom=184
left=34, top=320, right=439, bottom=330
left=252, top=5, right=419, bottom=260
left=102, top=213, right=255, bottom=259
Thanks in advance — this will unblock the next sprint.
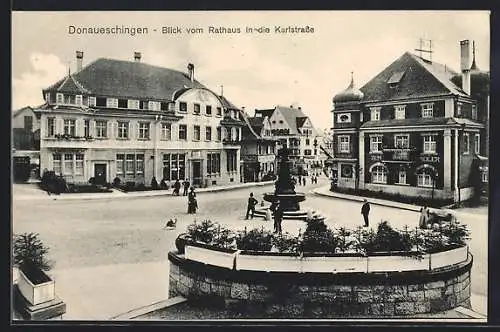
left=387, top=71, right=405, bottom=88
left=337, top=113, right=352, bottom=123
left=56, top=93, right=64, bottom=104
left=394, top=105, right=406, bottom=119
left=107, top=98, right=118, bottom=108
left=128, top=100, right=139, bottom=109
left=76, top=95, right=83, bottom=106
left=370, top=107, right=381, bottom=121
left=148, top=101, right=160, bottom=111
left=118, top=99, right=128, bottom=108
left=45, top=93, right=51, bottom=104
left=421, top=103, right=434, bottom=118
left=88, top=96, right=96, bottom=107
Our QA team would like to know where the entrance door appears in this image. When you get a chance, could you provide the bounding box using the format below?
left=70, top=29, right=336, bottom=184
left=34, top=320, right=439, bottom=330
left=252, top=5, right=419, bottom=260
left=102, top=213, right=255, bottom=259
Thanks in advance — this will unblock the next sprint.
left=192, top=161, right=202, bottom=187
left=94, top=164, right=107, bottom=185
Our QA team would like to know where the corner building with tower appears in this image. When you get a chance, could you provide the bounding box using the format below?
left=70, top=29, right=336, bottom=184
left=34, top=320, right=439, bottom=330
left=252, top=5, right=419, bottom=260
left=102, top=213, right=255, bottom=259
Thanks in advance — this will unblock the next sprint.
left=331, top=40, right=489, bottom=202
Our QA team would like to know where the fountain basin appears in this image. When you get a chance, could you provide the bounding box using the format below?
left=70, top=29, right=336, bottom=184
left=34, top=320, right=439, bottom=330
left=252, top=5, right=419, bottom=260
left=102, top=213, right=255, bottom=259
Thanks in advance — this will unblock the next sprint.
left=263, top=192, right=306, bottom=212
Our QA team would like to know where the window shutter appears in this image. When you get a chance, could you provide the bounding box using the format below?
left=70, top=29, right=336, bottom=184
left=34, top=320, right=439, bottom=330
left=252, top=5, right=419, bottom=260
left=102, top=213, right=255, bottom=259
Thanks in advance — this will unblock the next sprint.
left=107, top=121, right=113, bottom=139
left=57, top=118, right=64, bottom=134
left=171, top=124, right=177, bottom=141
left=130, top=122, right=136, bottom=140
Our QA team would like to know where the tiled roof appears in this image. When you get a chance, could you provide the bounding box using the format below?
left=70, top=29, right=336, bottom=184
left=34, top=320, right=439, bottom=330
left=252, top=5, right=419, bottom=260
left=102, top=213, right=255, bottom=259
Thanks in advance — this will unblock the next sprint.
left=219, top=95, right=240, bottom=110
left=360, top=52, right=468, bottom=102
left=274, top=106, right=308, bottom=135
left=43, top=58, right=207, bottom=101
left=13, top=106, right=33, bottom=118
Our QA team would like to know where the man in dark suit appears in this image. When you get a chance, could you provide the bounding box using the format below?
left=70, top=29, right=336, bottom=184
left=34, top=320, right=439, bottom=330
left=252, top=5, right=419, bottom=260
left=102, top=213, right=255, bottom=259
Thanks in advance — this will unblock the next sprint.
left=361, top=199, right=370, bottom=227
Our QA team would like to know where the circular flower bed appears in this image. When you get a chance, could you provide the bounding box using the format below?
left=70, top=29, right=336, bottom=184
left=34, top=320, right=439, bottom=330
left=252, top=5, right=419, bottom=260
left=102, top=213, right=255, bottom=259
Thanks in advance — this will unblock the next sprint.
left=176, top=216, right=470, bottom=257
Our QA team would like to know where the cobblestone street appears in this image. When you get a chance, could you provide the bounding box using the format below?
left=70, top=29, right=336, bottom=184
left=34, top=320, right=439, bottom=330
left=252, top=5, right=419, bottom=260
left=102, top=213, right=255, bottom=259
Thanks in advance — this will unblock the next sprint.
left=12, top=176, right=488, bottom=319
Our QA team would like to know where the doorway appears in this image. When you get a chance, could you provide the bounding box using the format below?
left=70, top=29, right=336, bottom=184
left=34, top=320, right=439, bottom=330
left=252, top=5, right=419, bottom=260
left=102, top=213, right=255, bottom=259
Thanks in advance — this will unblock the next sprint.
left=94, top=163, right=107, bottom=185
left=192, top=161, right=202, bottom=187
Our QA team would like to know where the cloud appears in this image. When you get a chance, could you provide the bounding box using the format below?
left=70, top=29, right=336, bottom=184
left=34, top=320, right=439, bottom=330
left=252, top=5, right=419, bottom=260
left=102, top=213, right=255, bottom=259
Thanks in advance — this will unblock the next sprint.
left=12, top=53, right=67, bottom=110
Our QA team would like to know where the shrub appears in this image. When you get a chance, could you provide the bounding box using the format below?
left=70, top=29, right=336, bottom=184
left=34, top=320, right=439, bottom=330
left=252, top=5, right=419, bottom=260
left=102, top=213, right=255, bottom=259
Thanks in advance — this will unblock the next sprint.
left=271, top=232, right=301, bottom=254
left=113, top=177, right=121, bottom=187
left=302, top=229, right=338, bottom=253
left=13, top=232, right=53, bottom=272
left=336, top=227, right=357, bottom=253
left=186, top=219, right=234, bottom=247
left=236, top=227, right=273, bottom=251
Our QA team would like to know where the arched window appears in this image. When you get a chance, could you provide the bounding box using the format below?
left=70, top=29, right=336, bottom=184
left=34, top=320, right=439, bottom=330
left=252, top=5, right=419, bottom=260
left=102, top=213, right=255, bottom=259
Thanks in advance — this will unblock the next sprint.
left=416, top=166, right=435, bottom=188
left=371, top=166, right=387, bottom=184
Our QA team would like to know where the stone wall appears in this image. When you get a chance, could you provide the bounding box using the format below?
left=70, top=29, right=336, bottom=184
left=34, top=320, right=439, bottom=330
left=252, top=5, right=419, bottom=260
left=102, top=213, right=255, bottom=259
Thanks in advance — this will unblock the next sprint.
left=168, top=252, right=472, bottom=318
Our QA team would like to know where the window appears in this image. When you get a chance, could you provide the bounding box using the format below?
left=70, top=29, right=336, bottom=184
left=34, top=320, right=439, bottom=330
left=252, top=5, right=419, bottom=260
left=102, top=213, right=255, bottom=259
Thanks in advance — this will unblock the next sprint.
left=179, top=102, right=187, bottom=112
left=162, top=153, right=186, bottom=181
left=456, top=103, right=462, bottom=117
left=216, top=107, right=222, bottom=116
left=306, top=139, right=310, bottom=146
left=314, top=149, right=317, bottom=155
left=193, top=125, right=201, bottom=141
left=206, top=105, right=212, bottom=115
left=118, top=99, right=128, bottom=109
left=398, top=171, right=407, bottom=184
left=193, top=104, right=201, bottom=115
left=475, top=134, right=480, bottom=154
left=423, top=135, right=436, bottom=153
left=258, top=145, right=262, bottom=154
left=370, top=107, right=381, bottom=121
left=84, top=120, right=90, bottom=137
left=417, top=168, right=434, bottom=188
left=421, top=103, right=434, bottom=118
left=116, top=154, right=144, bottom=177
left=472, top=105, right=478, bottom=120
left=161, top=102, right=169, bottom=111
left=463, top=133, right=470, bottom=154
left=88, top=96, right=96, bottom=107
left=107, top=98, right=118, bottom=108
left=138, top=122, right=150, bottom=140
left=207, top=153, right=221, bottom=175
left=179, top=124, right=187, bottom=140
left=96, top=97, right=106, bottom=107
left=63, top=119, right=76, bottom=136
left=140, top=101, right=148, bottom=110
left=52, top=154, right=62, bottom=174
left=482, top=170, right=488, bottom=183
left=216, top=127, right=222, bottom=141
left=371, top=166, right=387, bottom=184
left=136, top=154, right=144, bottom=175
left=205, top=126, right=212, bottom=141
left=76, top=95, right=83, bottom=106
left=226, top=150, right=237, bottom=172
left=116, top=154, right=124, bottom=175
left=75, top=154, right=84, bottom=175
left=126, top=154, right=135, bottom=175
left=128, top=100, right=139, bottom=109
left=47, top=118, right=55, bottom=137
left=338, top=136, right=350, bottom=153
left=394, top=135, right=409, bottom=149
left=117, top=122, right=129, bottom=139
left=370, top=136, right=383, bottom=152
left=304, top=149, right=312, bottom=156
left=45, top=93, right=51, bottom=103
left=337, top=113, right=351, bottom=123
left=96, top=120, right=107, bottom=138
left=161, top=123, right=171, bottom=140
left=394, top=105, right=406, bottom=119
left=148, top=101, right=160, bottom=111
left=64, top=154, right=74, bottom=175
left=56, top=93, right=64, bottom=104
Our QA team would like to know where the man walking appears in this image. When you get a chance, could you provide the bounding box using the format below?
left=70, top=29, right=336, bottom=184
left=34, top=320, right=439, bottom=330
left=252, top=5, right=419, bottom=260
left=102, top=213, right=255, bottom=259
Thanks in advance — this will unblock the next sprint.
left=245, top=192, right=259, bottom=220
left=183, top=179, right=190, bottom=196
left=272, top=200, right=284, bottom=234
left=361, top=199, right=370, bottom=227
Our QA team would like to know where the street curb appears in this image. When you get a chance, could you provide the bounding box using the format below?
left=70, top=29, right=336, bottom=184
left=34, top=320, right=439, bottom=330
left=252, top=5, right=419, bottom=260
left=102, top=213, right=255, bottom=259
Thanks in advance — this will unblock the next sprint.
left=14, top=181, right=275, bottom=202
left=110, top=296, right=187, bottom=320
left=311, top=186, right=422, bottom=212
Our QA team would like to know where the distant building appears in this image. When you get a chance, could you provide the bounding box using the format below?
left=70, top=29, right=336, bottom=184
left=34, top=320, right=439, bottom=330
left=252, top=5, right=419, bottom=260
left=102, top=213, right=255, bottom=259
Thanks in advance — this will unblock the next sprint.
left=12, top=106, right=41, bottom=182
left=240, top=112, right=277, bottom=182
left=254, top=105, right=325, bottom=174
left=34, top=51, right=244, bottom=187
left=331, top=39, right=489, bottom=201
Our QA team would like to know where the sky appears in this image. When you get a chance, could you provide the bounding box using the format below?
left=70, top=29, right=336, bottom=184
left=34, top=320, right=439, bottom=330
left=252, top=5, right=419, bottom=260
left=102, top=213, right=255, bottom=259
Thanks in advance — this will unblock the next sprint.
left=12, top=11, right=490, bottom=132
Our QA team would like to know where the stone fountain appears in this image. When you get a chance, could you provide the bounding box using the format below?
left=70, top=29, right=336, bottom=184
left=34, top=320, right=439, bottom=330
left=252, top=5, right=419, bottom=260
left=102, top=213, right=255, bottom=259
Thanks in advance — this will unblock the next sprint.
left=254, top=148, right=313, bottom=220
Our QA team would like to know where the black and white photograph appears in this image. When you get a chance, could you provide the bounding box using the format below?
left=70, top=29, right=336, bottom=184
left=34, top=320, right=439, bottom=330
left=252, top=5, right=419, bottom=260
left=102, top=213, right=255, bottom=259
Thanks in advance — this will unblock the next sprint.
left=11, top=10, right=489, bottom=322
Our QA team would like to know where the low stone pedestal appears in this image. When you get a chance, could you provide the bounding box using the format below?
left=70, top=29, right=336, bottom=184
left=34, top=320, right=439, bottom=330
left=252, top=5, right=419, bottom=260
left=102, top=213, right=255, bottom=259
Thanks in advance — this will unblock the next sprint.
left=13, top=285, right=66, bottom=320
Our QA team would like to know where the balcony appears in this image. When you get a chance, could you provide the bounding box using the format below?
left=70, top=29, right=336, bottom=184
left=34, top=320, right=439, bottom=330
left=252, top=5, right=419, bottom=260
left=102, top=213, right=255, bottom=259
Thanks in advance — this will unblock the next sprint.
left=222, top=138, right=241, bottom=146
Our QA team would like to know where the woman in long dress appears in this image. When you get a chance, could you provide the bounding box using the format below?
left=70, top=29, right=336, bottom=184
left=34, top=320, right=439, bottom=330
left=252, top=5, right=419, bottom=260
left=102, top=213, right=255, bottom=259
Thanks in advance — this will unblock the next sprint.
left=419, top=206, right=430, bottom=228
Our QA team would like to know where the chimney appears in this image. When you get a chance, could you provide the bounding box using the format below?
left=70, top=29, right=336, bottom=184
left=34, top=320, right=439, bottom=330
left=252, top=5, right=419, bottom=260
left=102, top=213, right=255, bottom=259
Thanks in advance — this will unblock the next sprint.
left=76, top=51, right=84, bottom=72
left=187, top=63, right=195, bottom=83
left=134, top=52, right=141, bottom=62
left=460, top=40, right=471, bottom=95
